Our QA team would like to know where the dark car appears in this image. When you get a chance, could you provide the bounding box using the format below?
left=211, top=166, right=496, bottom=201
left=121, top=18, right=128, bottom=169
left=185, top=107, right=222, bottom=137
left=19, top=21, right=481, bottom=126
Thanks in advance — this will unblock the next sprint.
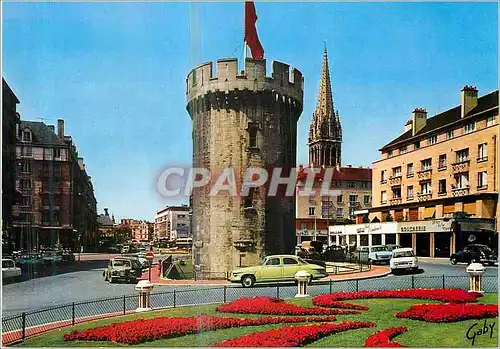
left=450, top=244, right=498, bottom=266
left=323, top=245, right=346, bottom=261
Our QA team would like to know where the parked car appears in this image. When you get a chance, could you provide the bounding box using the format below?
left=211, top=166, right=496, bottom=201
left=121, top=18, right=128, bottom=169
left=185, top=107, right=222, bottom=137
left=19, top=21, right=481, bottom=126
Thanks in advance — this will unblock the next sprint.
left=390, top=248, right=418, bottom=274
left=19, top=252, right=43, bottom=267
left=61, top=250, right=76, bottom=263
left=385, top=244, right=401, bottom=252
left=123, top=254, right=150, bottom=270
left=121, top=245, right=130, bottom=254
left=42, top=249, right=63, bottom=265
left=358, top=245, right=393, bottom=264
left=323, top=245, right=346, bottom=261
left=104, top=257, right=143, bottom=283
left=229, top=255, right=327, bottom=288
left=450, top=244, right=498, bottom=266
left=2, top=259, right=22, bottom=279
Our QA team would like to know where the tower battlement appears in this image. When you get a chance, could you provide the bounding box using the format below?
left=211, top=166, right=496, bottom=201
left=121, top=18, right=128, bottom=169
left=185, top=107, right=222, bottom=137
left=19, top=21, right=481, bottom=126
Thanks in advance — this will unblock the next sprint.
left=186, top=58, right=303, bottom=104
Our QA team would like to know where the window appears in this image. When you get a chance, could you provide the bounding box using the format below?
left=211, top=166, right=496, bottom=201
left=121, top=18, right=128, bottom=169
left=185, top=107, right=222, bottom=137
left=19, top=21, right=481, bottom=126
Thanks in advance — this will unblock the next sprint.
left=438, top=179, right=447, bottom=194
left=428, top=135, right=437, bottom=145
left=464, top=122, right=476, bottom=134
left=321, top=202, right=330, bottom=217
left=388, top=150, right=393, bottom=157
left=53, top=163, right=61, bottom=178
left=456, top=148, right=469, bottom=163
left=348, top=182, right=355, bottom=188
left=486, top=116, right=495, bottom=127
left=392, top=166, right=402, bottom=178
left=478, top=171, right=487, bottom=188
left=20, top=179, right=32, bottom=190
left=478, top=143, right=487, bottom=161
left=248, top=126, right=258, bottom=148
left=392, top=187, right=401, bottom=199
left=380, top=170, right=386, bottom=182
left=300, top=222, right=306, bottom=230
left=420, top=181, right=431, bottom=195
left=336, top=195, right=343, bottom=203
left=364, top=195, right=370, bottom=204
left=407, top=186, right=414, bottom=199
left=361, top=181, right=368, bottom=189
left=44, top=148, right=53, bottom=160
left=438, top=154, right=447, bottom=169
left=381, top=191, right=387, bottom=203
left=283, top=258, right=299, bottom=265
left=21, top=161, right=31, bottom=173
left=421, top=158, right=432, bottom=171
left=54, top=148, right=61, bottom=159
left=447, top=130, right=454, bottom=140
left=21, top=146, right=32, bottom=157
left=349, top=195, right=358, bottom=203
left=336, top=208, right=344, bottom=217
left=414, top=141, right=420, bottom=150
left=400, top=146, right=407, bottom=154
left=21, top=196, right=31, bottom=206
left=308, top=207, right=315, bottom=216
left=22, top=130, right=32, bottom=142
left=407, top=163, right=414, bottom=177
left=455, top=173, right=469, bottom=189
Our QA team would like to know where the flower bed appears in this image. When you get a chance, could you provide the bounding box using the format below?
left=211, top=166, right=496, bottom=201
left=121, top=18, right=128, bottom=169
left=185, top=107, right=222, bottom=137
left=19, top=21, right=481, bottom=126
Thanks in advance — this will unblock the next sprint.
left=364, top=327, right=408, bottom=347
left=396, top=303, right=498, bottom=323
left=212, top=321, right=377, bottom=347
left=63, top=314, right=338, bottom=344
left=312, top=289, right=482, bottom=305
left=312, top=297, right=369, bottom=311
left=216, top=297, right=360, bottom=316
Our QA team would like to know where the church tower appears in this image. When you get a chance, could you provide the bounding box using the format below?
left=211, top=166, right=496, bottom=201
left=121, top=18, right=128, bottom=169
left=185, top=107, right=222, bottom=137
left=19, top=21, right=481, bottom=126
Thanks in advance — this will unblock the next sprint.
left=308, top=47, right=342, bottom=167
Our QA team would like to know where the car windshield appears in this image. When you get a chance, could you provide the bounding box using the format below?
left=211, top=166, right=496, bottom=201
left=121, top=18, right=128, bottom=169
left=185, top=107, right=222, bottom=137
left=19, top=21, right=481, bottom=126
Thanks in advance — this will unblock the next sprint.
left=131, top=260, right=141, bottom=268
left=114, top=260, right=130, bottom=267
left=371, top=246, right=388, bottom=252
left=477, top=246, right=492, bottom=253
left=393, top=250, right=414, bottom=258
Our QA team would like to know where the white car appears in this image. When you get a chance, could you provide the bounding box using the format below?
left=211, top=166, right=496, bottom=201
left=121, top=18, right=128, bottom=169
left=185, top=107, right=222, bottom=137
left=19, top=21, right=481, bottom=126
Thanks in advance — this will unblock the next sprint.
left=2, top=259, right=22, bottom=279
left=390, top=248, right=418, bottom=274
left=359, top=245, right=393, bottom=264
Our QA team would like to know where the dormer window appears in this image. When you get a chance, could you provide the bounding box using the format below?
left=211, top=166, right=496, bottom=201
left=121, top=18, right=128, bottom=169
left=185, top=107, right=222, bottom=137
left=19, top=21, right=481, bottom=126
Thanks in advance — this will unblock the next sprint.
left=22, top=129, right=32, bottom=143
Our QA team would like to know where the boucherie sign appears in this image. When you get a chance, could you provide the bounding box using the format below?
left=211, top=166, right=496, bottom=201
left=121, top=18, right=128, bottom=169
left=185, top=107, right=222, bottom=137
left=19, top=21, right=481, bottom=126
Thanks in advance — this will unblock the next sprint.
left=399, top=220, right=452, bottom=233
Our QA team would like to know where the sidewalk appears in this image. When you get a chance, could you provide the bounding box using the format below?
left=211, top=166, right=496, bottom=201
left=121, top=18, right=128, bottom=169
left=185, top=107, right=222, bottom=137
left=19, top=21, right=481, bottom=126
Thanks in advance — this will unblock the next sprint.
left=139, top=265, right=390, bottom=286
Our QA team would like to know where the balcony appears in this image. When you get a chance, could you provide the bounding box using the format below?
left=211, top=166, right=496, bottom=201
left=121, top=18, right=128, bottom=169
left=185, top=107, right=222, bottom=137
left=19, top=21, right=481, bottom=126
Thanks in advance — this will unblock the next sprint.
left=452, top=186, right=470, bottom=197
left=437, top=166, right=447, bottom=172
left=477, top=156, right=488, bottom=163
left=389, top=176, right=402, bottom=186
left=406, top=195, right=414, bottom=201
left=417, top=169, right=432, bottom=180
left=417, top=192, right=432, bottom=201
left=451, top=160, right=470, bottom=174
left=389, top=198, right=402, bottom=205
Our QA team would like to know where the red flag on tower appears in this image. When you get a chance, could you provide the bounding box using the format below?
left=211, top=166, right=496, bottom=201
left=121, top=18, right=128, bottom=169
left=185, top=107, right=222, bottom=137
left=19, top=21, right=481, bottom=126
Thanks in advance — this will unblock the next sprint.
left=244, top=1, right=264, bottom=60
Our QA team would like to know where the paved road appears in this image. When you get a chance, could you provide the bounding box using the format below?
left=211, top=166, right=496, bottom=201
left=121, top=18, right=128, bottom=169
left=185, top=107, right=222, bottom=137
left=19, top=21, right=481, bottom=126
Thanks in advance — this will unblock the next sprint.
left=2, top=260, right=496, bottom=318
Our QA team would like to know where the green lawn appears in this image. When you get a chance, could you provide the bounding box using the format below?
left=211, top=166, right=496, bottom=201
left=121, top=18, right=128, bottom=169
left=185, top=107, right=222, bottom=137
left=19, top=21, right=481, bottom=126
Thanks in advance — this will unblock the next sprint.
left=17, top=293, right=498, bottom=347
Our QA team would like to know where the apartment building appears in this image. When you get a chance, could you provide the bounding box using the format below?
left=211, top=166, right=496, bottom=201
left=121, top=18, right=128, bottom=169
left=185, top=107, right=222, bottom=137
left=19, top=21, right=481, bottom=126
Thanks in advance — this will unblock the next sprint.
left=369, top=86, right=498, bottom=257
left=120, top=218, right=152, bottom=242
left=12, top=118, right=98, bottom=251
left=154, top=205, right=191, bottom=241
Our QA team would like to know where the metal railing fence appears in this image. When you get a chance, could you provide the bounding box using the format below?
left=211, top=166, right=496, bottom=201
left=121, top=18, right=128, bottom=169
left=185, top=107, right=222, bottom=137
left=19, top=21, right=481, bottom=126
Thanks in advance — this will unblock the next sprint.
left=2, top=275, right=497, bottom=346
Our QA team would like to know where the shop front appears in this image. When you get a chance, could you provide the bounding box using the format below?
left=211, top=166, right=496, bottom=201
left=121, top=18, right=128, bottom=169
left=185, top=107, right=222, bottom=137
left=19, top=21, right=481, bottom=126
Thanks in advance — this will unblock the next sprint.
left=453, top=218, right=496, bottom=253
left=398, top=220, right=453, bottom=257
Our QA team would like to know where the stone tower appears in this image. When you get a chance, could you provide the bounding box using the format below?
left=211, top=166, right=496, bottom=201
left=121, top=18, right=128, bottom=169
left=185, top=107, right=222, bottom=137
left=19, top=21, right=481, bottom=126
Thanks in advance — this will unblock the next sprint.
left=186, top=58, right=304, bottom=278
left=308, top=47, right=342, bottom=167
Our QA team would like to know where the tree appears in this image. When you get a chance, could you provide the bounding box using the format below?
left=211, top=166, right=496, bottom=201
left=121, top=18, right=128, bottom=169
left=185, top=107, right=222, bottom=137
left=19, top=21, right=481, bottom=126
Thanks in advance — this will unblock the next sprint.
left=362, top=215, right=370, bottom=223
left=385, top=213, right=393, bottom=222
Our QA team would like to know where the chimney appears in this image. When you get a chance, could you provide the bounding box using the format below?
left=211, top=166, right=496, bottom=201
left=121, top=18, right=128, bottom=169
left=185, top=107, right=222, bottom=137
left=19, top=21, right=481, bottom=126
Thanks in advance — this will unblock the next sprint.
left=404, top=119, right=412, bottom=133
left=77, top=157, right=85, bottom=170
left=57, top=119, right=64, bottom=138
left=104, top=208, right=109, bottom=216
left=412, top=108, right=427, bottom=136
left=48, top=125, right=55, bottom=133
left=461, top=85, right=478, bottom=118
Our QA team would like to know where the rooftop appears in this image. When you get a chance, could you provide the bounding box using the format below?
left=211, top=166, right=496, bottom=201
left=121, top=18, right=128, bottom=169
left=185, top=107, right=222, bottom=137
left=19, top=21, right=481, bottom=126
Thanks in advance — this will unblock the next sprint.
left=19, top=121, right=66, bottom=146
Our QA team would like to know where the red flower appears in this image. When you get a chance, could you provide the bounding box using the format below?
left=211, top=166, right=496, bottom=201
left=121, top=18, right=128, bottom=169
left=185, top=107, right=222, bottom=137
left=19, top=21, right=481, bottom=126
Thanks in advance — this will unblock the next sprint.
left=212, top=321, right=377, bottom=347
left=395, top=303, right=498, bottom=323
left=364, top=327, right=408, bottom=347
left=312, top=289, right=481, bottom=307
left=216, top=296, right=360, bottom=315
left=63, top=315, right=338, bottom=344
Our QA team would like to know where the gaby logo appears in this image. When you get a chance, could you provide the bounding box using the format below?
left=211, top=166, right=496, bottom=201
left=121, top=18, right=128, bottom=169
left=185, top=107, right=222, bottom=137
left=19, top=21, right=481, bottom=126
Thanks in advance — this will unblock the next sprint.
left=156, top=167, right=341, bottom=198
left=465, top=319, right=496, bottom=346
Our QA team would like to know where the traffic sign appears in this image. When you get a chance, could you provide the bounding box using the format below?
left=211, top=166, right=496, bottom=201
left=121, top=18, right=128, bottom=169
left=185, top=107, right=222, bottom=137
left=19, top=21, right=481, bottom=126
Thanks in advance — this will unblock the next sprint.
left=145, top=251, right=154, bottom=262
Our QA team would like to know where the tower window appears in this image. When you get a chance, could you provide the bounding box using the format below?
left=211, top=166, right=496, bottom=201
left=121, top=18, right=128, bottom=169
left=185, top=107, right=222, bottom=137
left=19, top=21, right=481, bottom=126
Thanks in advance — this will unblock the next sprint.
left=244, top=187, right=255, bottom=208
left=248, top=125, right=258, bottom=148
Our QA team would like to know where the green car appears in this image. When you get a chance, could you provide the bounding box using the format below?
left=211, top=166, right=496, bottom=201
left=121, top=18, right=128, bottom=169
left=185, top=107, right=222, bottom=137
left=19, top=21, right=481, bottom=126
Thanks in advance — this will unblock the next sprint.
left=229, top=254, right=327, bottom=287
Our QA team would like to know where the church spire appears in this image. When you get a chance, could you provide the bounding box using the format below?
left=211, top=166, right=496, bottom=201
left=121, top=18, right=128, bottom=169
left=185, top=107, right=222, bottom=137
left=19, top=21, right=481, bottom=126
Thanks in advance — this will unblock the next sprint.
left=308, top=45, right=342, bottom=168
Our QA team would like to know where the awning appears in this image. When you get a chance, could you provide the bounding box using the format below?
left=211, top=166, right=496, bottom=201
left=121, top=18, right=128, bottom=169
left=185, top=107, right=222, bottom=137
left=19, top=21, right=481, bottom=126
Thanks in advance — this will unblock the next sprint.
left=423, top=208, right=435, bottom=219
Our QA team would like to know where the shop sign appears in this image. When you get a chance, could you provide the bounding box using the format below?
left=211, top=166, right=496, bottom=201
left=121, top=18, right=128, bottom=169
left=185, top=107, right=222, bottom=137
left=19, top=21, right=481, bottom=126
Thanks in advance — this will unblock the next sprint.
left=398, top=220, right=452, bottom=233
left=297, top=229, right=328, bottom=236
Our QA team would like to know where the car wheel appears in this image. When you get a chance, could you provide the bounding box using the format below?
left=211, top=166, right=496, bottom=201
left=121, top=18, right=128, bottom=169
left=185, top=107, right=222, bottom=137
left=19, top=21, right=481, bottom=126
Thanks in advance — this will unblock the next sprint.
left=241, top=275, right=255, bottom=288
left=450, top=257, right=457, bottom=265
left=109, top=276, right=114, bottom=283
left=391, top=269, right=398, bottom=275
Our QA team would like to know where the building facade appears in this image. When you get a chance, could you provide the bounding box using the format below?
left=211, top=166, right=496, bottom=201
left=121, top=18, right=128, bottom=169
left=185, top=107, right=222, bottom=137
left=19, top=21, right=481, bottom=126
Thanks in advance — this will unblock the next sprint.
left=154, top=205, right=190, bottom=241
left=186, top=58, right=303, bottom=277
left=369, top=86, right=498, bottom=256
left=12, top=118, right=98, bottom=251
left=121, top=218, right=152, bottom=242
left=296, top=49, right=372, bottom=246
left=2, top=79, right=21, bottom=254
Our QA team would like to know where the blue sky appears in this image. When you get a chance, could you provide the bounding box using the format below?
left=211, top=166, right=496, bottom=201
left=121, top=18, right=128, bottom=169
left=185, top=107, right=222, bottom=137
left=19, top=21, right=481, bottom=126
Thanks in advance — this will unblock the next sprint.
left=3, top=1, right=498, bottom=221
